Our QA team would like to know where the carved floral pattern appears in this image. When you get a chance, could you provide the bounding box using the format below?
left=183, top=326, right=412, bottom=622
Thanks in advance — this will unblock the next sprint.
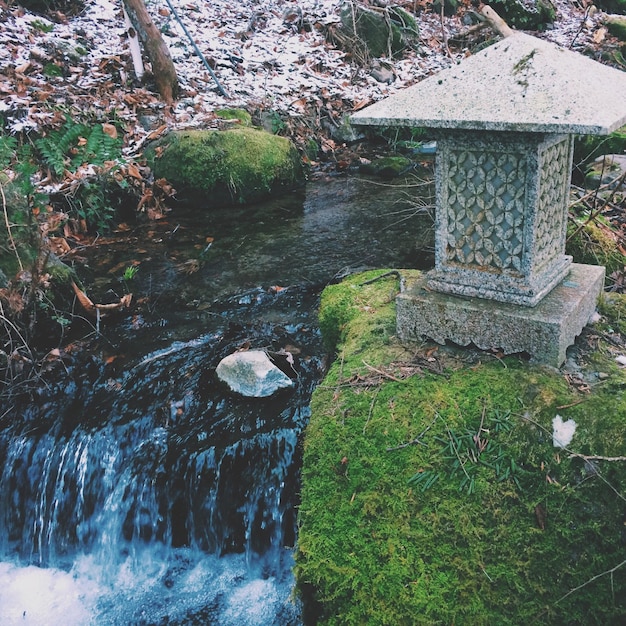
left=444, top=147, right=527, bottom=272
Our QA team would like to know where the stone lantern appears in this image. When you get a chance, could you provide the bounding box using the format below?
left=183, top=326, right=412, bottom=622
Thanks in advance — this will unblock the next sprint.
left=352, top=33, right=626, bottom=366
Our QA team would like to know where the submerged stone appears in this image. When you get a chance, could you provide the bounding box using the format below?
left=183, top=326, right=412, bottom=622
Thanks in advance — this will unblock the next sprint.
left=358, top=155, right=412, bottom=178
left=216, top=350, right=294, bottom=397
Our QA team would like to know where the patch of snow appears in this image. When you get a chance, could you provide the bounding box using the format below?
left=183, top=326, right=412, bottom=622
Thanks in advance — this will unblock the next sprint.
left=552, top=414, right=577, bottom=448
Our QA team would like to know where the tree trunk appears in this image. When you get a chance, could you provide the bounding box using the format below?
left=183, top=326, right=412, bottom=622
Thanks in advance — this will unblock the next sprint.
left=122, top=0, right=179, bottom=103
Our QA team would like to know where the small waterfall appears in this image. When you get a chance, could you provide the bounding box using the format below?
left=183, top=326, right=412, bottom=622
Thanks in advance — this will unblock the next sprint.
left=0, top=315, right=324, bottom=625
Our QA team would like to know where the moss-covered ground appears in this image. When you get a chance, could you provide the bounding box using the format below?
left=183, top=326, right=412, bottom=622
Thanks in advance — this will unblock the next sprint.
left=296, top=269, right=626, bottom=625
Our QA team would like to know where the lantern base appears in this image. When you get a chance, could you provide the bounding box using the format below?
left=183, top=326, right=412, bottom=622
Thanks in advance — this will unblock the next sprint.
left=397, top=263, right=605, bottom=367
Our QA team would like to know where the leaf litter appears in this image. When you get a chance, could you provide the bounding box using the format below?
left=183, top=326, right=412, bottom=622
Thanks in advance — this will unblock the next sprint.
left=0, top=0, right=611, bottom=159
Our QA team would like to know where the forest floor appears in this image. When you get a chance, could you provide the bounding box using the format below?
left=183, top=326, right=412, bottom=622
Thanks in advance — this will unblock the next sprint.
left=0, top=0, right=618, bottom=169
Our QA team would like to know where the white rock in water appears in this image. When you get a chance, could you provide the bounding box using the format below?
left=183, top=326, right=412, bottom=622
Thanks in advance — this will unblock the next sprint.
left=216, top=350, right=294, bottom=397
left=552, top=414, right=577, bottom=448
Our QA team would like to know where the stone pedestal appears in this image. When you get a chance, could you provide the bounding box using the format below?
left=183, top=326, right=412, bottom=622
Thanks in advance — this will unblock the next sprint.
left=397, top=264, right=605, bottom=367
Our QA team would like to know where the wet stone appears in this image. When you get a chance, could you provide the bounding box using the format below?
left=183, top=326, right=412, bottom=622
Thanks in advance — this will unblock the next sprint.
left=216, top=350, right=294, bottom=397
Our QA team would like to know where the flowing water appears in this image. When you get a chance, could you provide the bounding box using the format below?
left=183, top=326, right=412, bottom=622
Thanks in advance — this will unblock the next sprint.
left=0, top=175, right=433, bottom=625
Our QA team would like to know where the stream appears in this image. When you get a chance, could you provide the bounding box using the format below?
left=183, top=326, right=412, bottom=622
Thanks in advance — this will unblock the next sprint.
left=0, top=174, right=433, bottom=625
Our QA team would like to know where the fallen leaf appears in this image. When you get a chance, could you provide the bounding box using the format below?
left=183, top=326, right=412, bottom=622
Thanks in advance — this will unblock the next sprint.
left=534, top=504, right=547, bottom=530
left=102, top=123, right=117, bottom=139
left=593, top=27, right=607, bottom=44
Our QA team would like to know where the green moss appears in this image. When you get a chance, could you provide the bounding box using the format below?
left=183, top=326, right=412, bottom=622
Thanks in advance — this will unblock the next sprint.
left=144, top=128, right=304, bottom=207
left=358, top=155, right=412, bottom=179
left=566, top=217, right=626, bottom=276
left=43, top=63, right=63, bottom=77
left=598, top=292, right=626, bottom=336
left=296, top=270, right=626, bottom=625
left=339, top=1, right=417, bottom=58
left=215, top=108, right=252, bottom=126
left=0, top=181, right=40, bottom=278
left=607, top=16, right=626, bottom=41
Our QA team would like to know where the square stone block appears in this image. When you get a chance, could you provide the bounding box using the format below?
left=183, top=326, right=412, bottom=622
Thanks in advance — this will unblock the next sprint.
left=427, top=131, right=573, bottom=306
left=397, top=264, right=605, bottom=367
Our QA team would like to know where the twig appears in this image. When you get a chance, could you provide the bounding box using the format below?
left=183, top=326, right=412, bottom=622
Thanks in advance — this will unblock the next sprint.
left=363, top=385, right=381, bottom=434
left=362, top=360, right=403, bottom=382
left=568, top=453, right=626, bottom=462
left=440, top=4, right=451, bottom=57
left=359, top=270, right=402, bottom=286
left=569, top=4, right=594, bottom=49
left=162, top=0, right=228, bottom=97
left=555, top=399, right=586, bottom=410
left=554, top=558, right=626, bottom=605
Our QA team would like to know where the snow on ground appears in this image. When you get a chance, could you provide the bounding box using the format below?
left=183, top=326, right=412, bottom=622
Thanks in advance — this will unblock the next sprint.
left=0, top=0, right=610, bottom=154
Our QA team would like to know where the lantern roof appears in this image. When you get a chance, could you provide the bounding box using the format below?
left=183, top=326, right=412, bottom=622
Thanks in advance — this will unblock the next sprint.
left=351, top=33, right=626, bottom=135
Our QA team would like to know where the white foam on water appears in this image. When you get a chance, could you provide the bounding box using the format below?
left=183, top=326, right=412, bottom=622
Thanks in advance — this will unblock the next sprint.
left=0, top=548, right=299, bottom=625
left=0, top=562, right=100, bottom=626
left=222, top=578, right=281, bottom=625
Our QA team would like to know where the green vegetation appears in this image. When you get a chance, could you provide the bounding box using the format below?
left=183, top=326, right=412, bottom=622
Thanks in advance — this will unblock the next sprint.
left=35, top=115, right=122, bottom=177
left=567, top=215, right=626, bottom=277
left=30, top=19, right=54, bottom=33
left=144, top=127, right=304, bottom=206
left=487, top=0, right=556, bottom=30
left=0, top=137, right=42, bottom=277
left=1, top=116, right=124, bottom=237
left=296, top=270, right=626, bottom=625
left=215, top=108, right=253, bottom=126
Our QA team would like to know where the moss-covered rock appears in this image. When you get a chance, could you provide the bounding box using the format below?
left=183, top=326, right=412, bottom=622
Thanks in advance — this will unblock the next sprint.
left=296, top=269, right=626, bottom=625
left=583, top=154, right=626, bottom=189
left=358, top=155, right=412, bottom=179
left=144, top=127, right=305, bottom=207
left=606, top=14, right=626, bottom=40
left=567, top=213, right=626, bottom=277
left=215, top=108, right=252, bottom=126
left=339, top=1, right=418, bottom=58
left=596, top=0, right=626, bottom=14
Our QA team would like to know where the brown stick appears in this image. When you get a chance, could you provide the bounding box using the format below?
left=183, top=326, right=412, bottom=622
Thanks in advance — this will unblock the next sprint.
left=481, top=5, right=515, bottom=38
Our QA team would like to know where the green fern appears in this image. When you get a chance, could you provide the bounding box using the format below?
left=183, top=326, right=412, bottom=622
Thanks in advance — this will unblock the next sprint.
left=36, top=135, right=67, bottom=176
left=0, top=135, right=18, bottom=169
left=35, top=116, right=122, bottom=177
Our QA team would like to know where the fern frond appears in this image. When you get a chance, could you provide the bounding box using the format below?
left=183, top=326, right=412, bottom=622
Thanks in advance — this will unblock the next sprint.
left=0, top=135, right=18, bottom=169
left=35, top=135, right=67, bottom=176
